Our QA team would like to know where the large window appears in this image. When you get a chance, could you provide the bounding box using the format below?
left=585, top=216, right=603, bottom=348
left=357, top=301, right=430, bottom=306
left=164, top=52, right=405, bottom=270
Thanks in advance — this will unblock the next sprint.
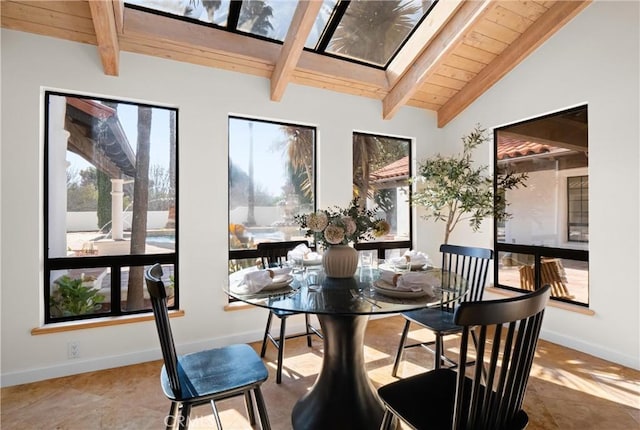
left=353, top=132, right=412, bottom=259
left=45, top=92, right=177, bottom=323
left=228, top=117, right=316, bottom=268
left=494, top=105, right=589, bottom=306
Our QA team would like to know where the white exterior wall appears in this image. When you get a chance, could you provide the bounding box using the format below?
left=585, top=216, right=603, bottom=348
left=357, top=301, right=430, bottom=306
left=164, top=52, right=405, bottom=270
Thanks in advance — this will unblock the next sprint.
left=504, top=167, right=589, bottom=250
left=1, top=0, right=638, bottom=386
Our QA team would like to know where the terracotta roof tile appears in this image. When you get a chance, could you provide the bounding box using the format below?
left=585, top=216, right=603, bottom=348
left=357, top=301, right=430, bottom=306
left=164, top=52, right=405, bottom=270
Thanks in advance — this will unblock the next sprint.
left=371, top=156, right=408, bottom=181
left=497, top=136, right=552, bottom=160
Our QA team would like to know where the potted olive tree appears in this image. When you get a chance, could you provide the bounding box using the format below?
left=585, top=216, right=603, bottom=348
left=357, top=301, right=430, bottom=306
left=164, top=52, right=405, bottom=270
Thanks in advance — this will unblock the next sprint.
left=411, top=125, right=527, bottom=244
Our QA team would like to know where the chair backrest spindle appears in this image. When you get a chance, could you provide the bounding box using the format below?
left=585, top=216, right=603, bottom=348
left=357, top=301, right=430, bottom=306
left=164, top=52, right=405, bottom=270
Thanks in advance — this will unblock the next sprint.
left=145, top=264, right=182, bottom=397
left=452, top=285, right=551, bottom=430
left=439, top=244, right=493, bottom=312
left=257, top=240, right=310, bottom=268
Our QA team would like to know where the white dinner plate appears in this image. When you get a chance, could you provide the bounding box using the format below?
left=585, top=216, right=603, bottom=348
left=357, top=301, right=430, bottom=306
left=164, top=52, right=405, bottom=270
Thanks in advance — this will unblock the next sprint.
left=373, top=280, right=431, bottom=298
left=261, top=274, right=294, bottom=291
left=379, top=262, right=426, bottom=272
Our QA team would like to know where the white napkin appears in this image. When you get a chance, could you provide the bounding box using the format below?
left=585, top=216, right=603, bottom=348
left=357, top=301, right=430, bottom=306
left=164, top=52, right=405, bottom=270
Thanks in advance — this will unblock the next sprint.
left=242, top=270, right=273, bottom=293
left=288, top=244, right=321, bottom=263
left=379, top=269, right=437, bottom=293
left=397, top=272, right=438, bottom=293
left=388, top=256, right=410, bottom=267
left=403, top=250, right=431, bottom=267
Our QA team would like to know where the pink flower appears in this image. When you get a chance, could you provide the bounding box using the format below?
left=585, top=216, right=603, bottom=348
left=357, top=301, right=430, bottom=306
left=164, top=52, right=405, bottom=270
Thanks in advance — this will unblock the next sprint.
left=342, top=216, right=357, bottom=235
left=307, top=211, right=328, bottom=232
left=324, top=224, right=345, bottom=245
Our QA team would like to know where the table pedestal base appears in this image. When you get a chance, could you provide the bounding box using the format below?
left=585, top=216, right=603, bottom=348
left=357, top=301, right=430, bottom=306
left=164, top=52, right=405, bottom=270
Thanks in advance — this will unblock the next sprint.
left=291, top=314, right=384, bottom=430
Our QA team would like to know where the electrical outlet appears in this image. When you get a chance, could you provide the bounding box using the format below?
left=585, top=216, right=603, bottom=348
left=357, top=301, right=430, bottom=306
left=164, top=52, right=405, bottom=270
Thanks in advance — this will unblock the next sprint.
left=68, top=341, right=80, bottom=359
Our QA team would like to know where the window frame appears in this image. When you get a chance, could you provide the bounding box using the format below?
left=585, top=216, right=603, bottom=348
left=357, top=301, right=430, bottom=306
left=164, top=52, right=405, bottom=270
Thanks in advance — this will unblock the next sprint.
left=352, top=131, right=413, bottom=258
left=493, top=105, right=589, bottom=307
left=567, top=175, right=589, bottom=243
left=227, top=115, right=317, bottom=262
left=43, top=91, right=179, bottom=324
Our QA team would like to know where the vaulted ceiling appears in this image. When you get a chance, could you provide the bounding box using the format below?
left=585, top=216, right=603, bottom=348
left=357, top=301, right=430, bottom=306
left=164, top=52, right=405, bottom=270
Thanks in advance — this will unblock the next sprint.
left=1, top=0, right=590, bottom=127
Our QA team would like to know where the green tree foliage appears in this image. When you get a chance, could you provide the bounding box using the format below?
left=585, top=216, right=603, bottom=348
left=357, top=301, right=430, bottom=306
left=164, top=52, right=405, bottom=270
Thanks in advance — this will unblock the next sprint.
left=411, top=125, right=528, bottom=244
left=49, top=275, right=105, bottom=317
left=96, top=169, right=112, bottom=230
left=330, top=0, right=420, bottom=65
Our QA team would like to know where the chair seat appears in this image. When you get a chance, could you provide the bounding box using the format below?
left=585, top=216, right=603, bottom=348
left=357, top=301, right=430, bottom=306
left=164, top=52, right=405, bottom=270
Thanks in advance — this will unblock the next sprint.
left=402, top=308, right=462, bottom=335
left=379, top=369, right=528, bottom=430
left=271, top=308, right=299, bottom=318
left=161, top=344, right=268, bottom=402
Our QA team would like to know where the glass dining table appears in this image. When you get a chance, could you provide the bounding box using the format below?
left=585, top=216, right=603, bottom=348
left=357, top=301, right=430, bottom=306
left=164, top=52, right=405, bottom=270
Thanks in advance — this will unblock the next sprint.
left=224, top=267, right=467, bottom=430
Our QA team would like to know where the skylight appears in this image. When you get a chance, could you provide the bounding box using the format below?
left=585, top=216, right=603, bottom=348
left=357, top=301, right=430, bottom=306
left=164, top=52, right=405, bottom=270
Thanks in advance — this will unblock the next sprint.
left=125, top=0, right=437, bottom=69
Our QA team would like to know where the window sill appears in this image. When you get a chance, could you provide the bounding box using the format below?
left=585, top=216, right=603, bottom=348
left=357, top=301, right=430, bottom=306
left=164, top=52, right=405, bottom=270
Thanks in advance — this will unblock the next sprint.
left=224, top=301, right=256, bottom=312
left=485, top=287, right=595, bottom=316
left=31, top=310, right=185, bottom=335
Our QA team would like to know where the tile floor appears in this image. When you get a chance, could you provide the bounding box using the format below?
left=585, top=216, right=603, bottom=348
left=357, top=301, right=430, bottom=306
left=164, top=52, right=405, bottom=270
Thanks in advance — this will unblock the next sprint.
left=1, top=315, right=639, bottom=429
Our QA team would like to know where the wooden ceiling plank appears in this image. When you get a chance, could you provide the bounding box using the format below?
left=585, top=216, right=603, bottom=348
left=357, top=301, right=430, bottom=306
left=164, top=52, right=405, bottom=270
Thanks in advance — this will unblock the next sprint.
left=271, top=0, right=323, bottom=101
left=443, top=53, right=487, bottom=74
left=473, top=18, right=523, bottom=45
left=382, top=0, right=493, bottom=120
left=88, top=0, right=120, bottom=76
left=438, top=0, right=592, bottom=127
left=498, top=0, right=550, bottom=21
left=386, top=0, right=465, bottom=85
left=486, top=5, right=535, bottom=33
left=3, top=1, right=96, bottom=34
left=1, top=16, right=98, bottom=45
left=418, top=83, right=458, bottom=98
left=463, top=30, right=509, bottom=55
left=454, top=42, right=497, bottom=64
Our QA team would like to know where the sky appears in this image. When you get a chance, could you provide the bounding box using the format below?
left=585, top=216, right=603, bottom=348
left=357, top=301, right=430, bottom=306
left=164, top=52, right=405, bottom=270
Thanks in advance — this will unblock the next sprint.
left=228, top=118, right=291, bottom=197
left=65, top=98, right=172, bottom=176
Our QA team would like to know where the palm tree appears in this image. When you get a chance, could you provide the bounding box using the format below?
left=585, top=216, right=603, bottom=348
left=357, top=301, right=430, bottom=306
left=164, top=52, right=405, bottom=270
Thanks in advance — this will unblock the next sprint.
left=281, top=127, right=314, bottom=202
left=329, top=0, right=421, bottom=65
left=238, top=0, right=274, bottom=36
left=352, top=134, right=382, bottom=210
left=127, top=106, right=152, bottom=311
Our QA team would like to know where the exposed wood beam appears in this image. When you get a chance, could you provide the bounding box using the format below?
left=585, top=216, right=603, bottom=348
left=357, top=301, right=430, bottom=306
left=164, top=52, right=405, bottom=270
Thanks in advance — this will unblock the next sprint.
left=124, top=8, right=388, bottom=89
left=271, top=0, right=322, bottom=101
left=437, top=0, right=592, bottom=128
left=386, top=0, right=465, bottom=85
left=88, top=0, right=120, bottom=76
left=113, top=0, right=124, bottom=34
left=382, top=0, right=492, bottom=120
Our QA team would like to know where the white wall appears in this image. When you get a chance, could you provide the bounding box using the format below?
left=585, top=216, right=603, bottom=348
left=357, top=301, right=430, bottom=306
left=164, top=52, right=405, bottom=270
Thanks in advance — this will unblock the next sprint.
left=0, top=28, right=439, bottom=386
left=431, top=1, right=639, bottom=369
left=1, top=0, right=638, bottom=387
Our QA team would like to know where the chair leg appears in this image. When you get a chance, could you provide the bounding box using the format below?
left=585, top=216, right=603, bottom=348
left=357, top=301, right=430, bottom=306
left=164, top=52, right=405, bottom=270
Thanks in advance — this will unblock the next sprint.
left=253, top=387, right=271, bottom=430
left=276, top=316, right=287, bottom=384
left=260, top=312, right=274, bottom=358
left=178, top=403, right=192, bottom=430
left=244, top=390, right=256, bottom=425
left=210, top=400, right=223, bottom=430
left=166, top=402, right=180, bottom=430
left=305, top=314, right=312, bottom=347
left=380, top=409, right=395, bottom=430
left=434, top=333, right=443, bottom=369
left=392, top=319, right=411, bottom=377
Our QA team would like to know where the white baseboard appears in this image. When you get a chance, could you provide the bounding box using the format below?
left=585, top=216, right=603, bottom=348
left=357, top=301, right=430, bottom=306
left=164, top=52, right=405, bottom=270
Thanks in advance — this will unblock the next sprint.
left=540, top=328, right=640, bottom=370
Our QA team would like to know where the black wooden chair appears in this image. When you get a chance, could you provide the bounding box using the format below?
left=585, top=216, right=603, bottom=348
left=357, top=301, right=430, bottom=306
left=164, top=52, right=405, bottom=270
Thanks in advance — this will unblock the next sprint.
left=379, top=285, right=551, bottom=430
left=145, top=264, right=271, bottom=430
left=392, top=244, right=493, bottom=376
left=257, top=240, right=322, bottom=384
